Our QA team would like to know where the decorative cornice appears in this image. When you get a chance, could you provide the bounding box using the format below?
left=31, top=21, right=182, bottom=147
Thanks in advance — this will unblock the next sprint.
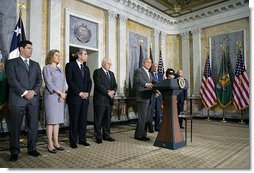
left=80, top=0, right=249, bottom=34
left=105, top=10, right=117, bottom=22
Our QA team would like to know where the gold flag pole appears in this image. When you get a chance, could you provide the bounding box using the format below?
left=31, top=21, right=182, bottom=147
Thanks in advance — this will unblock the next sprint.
left=17, top=2, right=27, bottom=144
left=205, top=46, right=211, bottom=122
left=220, top=44, right=227, bottom=123
left=236, top=40, right=245, bottom=125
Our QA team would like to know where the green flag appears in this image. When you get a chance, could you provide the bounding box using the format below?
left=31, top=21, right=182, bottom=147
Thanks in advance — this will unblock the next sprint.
left=0, top=50, right=8, bottom=109
left=216, top=50, right=232, bottom=108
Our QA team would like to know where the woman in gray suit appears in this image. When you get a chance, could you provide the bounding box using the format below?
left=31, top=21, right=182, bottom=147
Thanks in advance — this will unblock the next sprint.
left=43, top=49, right=67, bottom=153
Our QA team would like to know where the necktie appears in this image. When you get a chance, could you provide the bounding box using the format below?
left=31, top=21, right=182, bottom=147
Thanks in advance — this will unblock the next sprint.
left=24, top=60, right=29, bottom=70
left=80, top=64, right=84, bottom=78
left=155, top=72, right=158, bottom=80
left=106, top=71, right=111, bottom=81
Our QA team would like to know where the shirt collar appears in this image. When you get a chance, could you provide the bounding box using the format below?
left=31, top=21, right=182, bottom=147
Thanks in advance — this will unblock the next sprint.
left=76, top=60, right=83, bottom=68
left=20, top=56, right=29, bottom=63
left=102, top=67, right=108, bottom=73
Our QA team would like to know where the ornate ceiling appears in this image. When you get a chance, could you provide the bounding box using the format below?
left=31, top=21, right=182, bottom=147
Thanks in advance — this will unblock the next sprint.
left=140, top=0, right=241, bottom=17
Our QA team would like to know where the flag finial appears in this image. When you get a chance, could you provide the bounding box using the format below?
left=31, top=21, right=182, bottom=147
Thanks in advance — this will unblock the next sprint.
left=139, top=40, right=143, bottom=45
left=17, top=2, right=26, bottom=17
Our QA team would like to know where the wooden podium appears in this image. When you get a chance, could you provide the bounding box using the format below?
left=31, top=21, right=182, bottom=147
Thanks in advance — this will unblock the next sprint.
left=153, top=79, right=189, bottom=150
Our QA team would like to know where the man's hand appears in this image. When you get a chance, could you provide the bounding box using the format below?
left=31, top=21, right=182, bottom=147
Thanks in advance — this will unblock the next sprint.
left=145, top=83, right=153, bottom=90
left=107, top=90, right=115, bottom=99
left=24, top=90, right=35, bottom=100
left=79, top=92, right=89, bottom=99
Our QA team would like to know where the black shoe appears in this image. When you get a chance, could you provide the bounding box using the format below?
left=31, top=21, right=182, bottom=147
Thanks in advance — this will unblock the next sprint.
left=79, top=142, right=90, bottom=147
left=135, top=137, right=150, bottom=141
left=149, top=129, right=154, bottom=133
left=9, top=154, right=18, bottom=161
left=28, top=150, right=41, bottom=157
left=54, top=145, right=65, bottom=151
left=70, top=143, right=77, bottom=148
left=180, top=126, right=184, bottom=129
left=142, top=137, right=151, bottom=141
left=96, top=139, right=102, bottom=144
left=103, top=137, right=115, bottom=142
left=48, top=148, right=57, bottom=154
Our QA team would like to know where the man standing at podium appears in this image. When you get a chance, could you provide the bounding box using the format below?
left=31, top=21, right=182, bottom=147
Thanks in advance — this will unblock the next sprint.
left=134, top=58, right=157, bottom=141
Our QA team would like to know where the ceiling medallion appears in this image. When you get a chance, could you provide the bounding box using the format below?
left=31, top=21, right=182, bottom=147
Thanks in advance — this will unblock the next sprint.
left=168, top=0, right=191, bottom=12
left=74, top=23, right=92, bottom=43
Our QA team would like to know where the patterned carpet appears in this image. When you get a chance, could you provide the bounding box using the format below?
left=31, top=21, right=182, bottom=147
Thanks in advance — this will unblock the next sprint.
left=0, top=119, right=249, bottom=169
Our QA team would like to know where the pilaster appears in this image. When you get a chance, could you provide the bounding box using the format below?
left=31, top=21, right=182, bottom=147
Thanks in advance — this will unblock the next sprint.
left=191, top=28, right=202, bottom=97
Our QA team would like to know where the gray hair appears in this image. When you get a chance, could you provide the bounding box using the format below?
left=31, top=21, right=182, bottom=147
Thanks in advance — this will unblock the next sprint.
left=76, top=48, right=87, bottom=57
left=142, top=57, right=151, bottom=64
left=101, top=57, right=112, bottom=66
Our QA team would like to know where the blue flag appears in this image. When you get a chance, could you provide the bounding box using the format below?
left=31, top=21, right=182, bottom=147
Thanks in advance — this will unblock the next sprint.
left=138, top=44, right=144, bottom=68
left=9, top=16, right=26, bottom=59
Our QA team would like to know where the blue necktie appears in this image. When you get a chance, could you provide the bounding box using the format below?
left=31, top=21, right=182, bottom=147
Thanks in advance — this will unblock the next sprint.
left=106, top=72, right=111, bottom=81
left=155, top=72, right=158, bottom=80
left=80, top=64, right=84, bottom=78
left=24, top=60, right=29, bottom=70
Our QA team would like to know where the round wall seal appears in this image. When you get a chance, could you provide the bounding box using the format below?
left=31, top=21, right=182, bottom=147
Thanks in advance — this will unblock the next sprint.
left=74, top=23, right=92, bottom=43
left=178, top=77, right=186, bottom=89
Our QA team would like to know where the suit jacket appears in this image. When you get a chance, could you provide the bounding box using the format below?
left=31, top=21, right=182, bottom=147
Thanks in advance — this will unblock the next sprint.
left=65, top=61, right=92, bottom=104
left=93, top=68, right=117, bottom=106
left=151, top=71, right=163, bottom=102
left=134, top=67, right=156, bottom=103
left=6, top=57, right=42, bottom=106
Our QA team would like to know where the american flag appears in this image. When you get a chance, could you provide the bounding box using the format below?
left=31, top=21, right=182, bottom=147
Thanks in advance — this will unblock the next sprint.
left=200, top=56, right=217, bottom=109
left=158, top=50, right=165, bottom=78
left=233, top=49, right=249, bottom=110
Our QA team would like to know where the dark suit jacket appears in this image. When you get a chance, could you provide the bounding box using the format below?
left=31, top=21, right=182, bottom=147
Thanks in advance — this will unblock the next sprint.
left=134, top=67, right=157, bottom=103
left=65, top=61, right=92, bottom=104
left=151, top=72, right=163, bottom=102
left=6, top=57, right=42, bottom=106
left=177, top=88, right=187, bottom=103
left=93, top=68, right=117, bottom=106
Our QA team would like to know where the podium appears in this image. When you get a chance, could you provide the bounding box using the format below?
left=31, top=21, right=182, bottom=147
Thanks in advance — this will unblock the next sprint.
left=153, top=78, right=189, bottom=150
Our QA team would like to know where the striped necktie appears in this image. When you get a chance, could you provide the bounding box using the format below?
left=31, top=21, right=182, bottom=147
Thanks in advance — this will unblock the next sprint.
left=24, top=59, right=29, bottom=70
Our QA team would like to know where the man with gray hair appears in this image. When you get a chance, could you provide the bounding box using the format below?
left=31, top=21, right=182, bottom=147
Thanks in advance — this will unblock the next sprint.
left=93, top=58, right=117, bottom=144
left=134, top=57, right=158, bottom=141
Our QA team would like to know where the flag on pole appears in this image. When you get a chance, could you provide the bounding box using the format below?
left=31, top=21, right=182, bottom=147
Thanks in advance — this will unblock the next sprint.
left=138, top=44, right=144, bottom=68
left=149, top=46, right=153, bottom=72
left=216, top=49, right=232, bottom=108
left=233, top=49, right=249, bottom=110
left=158, top=49, right=165, bottom=79
left=0, top=50, right=8, bottom=109
left=200, top=55, right=217, bottom=109
left=9, top=15, right=26, bottom=59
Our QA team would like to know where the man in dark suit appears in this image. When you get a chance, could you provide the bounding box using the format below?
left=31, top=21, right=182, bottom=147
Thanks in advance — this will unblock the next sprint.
left=65, top=48, right=92, bottom=148
left=176, top=69, right=188, bottom=129
left=93, top=58, right=117, bottom=144
left=6, top=40, right=42, bottom=161
left=148, top=63, right=163, bottom=132
left=134, top=58, right=158, bottom=141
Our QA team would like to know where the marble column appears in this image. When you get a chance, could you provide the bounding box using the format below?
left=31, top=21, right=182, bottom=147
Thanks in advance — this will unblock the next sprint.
left=29, top=0, right=42, bottom=64
left=117, top=14, right=128, bottom=96
left=105, top=10, right=117, bottom=76
left=181, top=31, right=191, bottom=96
left=48, top=0, right=61, bottom=50
left=152, top=29, right=160, bottom=63
left=160, top=31, right=166, bottom=71
left=191, top=29, right=202, bottom=97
